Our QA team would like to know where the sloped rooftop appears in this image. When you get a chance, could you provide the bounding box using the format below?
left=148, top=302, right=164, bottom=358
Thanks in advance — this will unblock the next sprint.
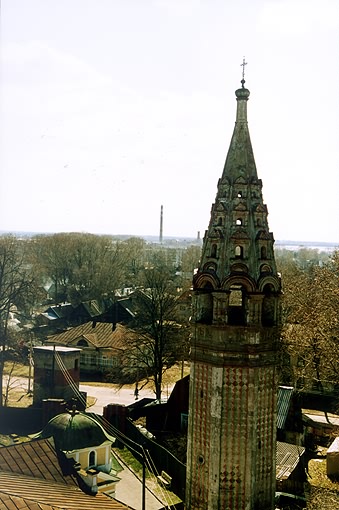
left=46, top=321, right=140, bottom=349
left=0, top=437, right=130, bottom=509
left=0, top=471, right=130, bottom=509
left=0, top=437, right=77, bottom=485
left=276, top=441, right=305, bottom=481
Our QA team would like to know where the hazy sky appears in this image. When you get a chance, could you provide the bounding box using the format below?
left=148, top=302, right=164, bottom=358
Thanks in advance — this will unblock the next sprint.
left=1, top=0, right=338, bottom=243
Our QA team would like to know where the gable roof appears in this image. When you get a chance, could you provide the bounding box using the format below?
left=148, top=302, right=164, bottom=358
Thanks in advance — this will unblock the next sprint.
left=43, top=303, right=74, bottom=320
left=276, top=441, right=305, bottom=481
left=0, top=437, right=77, bottom=485
left=0, top=471, right=130, bottom=509
left=46, top=322, right=140, bottom=350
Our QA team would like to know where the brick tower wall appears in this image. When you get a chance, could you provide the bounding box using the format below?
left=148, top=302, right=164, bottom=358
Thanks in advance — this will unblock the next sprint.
left=186, top=326, right=277, bottom=510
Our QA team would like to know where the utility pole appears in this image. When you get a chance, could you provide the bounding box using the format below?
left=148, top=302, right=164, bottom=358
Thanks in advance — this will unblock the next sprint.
left=141, top=446, right=146, bottom=510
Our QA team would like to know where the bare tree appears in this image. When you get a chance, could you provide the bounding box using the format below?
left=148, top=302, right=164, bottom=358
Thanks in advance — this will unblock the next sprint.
left=279, top=250, right=339, bottom=392
left=127, top=255, right=189, bottom=400
left=0, top=235, right=36, bottom=406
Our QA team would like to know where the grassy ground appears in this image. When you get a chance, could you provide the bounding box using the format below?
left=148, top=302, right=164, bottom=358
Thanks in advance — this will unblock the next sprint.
left=308, top=456, right=339, bottom=491
left=3, top=362, right=30, bottom=378
left=113, top=446, right=182, bottom=506
left=4, top=390, right=34, bottom=408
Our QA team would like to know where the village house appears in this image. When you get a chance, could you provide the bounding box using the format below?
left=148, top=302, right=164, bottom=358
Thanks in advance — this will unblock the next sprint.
left=45, top=321, right=141, bottom=377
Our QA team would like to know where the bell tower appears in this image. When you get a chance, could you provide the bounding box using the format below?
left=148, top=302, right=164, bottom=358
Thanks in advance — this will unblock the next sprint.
left=186, top=70, right=282, bottom=510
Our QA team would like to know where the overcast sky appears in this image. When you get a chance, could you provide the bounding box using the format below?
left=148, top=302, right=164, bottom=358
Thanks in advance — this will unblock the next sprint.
left=0, top=0, right=338, bottom=243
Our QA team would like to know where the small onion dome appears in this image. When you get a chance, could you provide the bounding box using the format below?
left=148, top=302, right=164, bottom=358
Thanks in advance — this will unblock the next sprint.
left=39, top=409, right=115, bottom=451
left=235, top=79, right=250, bottom=100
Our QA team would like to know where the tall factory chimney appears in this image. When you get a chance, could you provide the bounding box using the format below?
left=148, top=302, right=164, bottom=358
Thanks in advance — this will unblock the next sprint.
left=159, top=205, right=163, bottom=244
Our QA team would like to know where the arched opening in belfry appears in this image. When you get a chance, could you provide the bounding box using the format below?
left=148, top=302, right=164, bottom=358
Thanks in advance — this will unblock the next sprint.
left=261, top=246, right=267, bottom=259
left=211, top=244, right=217, bottom=258
left=228, top=284, right=246, bottom=325
left=217, top=217, right=223, bottom=226
left=236, top=218, right=242, bottom=226
left=196, top=284, right=214, bottom=324
left=235, top=245, right=244, bottom=259
left=262, top=284, right=275, bottom=327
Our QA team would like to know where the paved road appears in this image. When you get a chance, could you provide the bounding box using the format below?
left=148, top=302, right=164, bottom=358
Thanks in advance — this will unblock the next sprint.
left=4, top=375, right=169, bottom=413
left=80, top=383, right=158, bottom=414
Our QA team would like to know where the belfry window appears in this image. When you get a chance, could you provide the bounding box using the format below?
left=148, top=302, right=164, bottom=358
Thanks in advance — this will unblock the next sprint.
left=237, top=191, right=242, bottom=198
left=211, top=244, right=217, bottom=258
left=261, top=246, right=267, bottom=259
left=235, top=245, right=243, bottom=258
left=228, top=285, right=246, bottom=325
left=217, top=217, right=223, bottom=226
left=236, top=218, right=242, bottom=226
left=262, top=284, right=275, bottom=327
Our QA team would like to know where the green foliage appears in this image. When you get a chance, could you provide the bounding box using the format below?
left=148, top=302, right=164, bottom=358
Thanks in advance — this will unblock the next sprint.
left=30, top=233, right=126, bottom=303
left=278, top=249, right=339, bottom=391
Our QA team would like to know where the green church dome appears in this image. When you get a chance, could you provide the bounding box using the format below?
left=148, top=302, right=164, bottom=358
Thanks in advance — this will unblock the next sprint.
left=40, top=409, right=115, bottom=451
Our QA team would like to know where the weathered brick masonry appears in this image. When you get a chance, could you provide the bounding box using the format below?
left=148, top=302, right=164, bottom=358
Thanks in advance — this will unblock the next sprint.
left=186, top=74, right=282, bottom=510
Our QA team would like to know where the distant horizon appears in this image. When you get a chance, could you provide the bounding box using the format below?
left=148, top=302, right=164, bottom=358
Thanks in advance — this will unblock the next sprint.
left=1, top=229, right=338, bottom=249
left=1, top=2, right=338, bottom=245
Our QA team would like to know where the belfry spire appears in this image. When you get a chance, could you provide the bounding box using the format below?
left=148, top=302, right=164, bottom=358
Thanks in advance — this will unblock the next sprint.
left=196, top=71, right=279, bottom=290
left=186, top=72, right=282, bottom=510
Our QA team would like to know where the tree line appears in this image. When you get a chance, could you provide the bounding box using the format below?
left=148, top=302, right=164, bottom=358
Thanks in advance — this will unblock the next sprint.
left=0, top=233, right=199, bottom=403
left=276, top=247, right=339, bottom=393
left=0, top=232, right=339, bottom=402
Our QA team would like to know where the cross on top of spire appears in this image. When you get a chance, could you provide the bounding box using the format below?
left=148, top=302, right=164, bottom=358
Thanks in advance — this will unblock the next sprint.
left=240, top=57, right=247, bottom=87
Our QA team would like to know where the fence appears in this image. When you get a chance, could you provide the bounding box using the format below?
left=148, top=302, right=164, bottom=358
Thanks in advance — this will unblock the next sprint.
left=123, top=417, right=187, bottom=501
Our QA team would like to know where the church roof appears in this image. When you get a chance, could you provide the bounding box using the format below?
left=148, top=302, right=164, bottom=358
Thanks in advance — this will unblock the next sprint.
left=195, top=78, right=280, bottom=291
left=0, top=437, right=77, bottom=485
left=0, top=433, right=130, bottom=509
left=38, top=410, right=115, bottom=451
left=0, top=471, right=130, bottom=509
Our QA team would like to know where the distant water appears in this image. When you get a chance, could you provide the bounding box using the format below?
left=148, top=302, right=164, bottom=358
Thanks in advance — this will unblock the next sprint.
left=275, top=240, right=338, bottom=253
left=0, top=231, right=338, bottom=252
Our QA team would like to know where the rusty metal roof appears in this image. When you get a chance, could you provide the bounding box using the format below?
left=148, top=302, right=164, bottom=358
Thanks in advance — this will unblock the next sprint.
left=46, top=322, right=140, bottom=350
left=276, top=441, right=305, bottom=481
left=0, top=437, right=77, bottom=485
left=0, top=471, right=130, bottom=509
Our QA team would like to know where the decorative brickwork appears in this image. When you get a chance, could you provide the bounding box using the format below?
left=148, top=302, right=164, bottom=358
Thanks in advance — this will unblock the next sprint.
left=186, top=78, right=281, bottom=510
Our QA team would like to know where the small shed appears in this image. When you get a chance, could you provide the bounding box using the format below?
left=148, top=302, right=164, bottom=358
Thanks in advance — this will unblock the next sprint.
left=327, top=437, right=339, bottom=477
left=276, top=441, right=306, bottom=494
left=33, top=346, right=81, bottom=405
